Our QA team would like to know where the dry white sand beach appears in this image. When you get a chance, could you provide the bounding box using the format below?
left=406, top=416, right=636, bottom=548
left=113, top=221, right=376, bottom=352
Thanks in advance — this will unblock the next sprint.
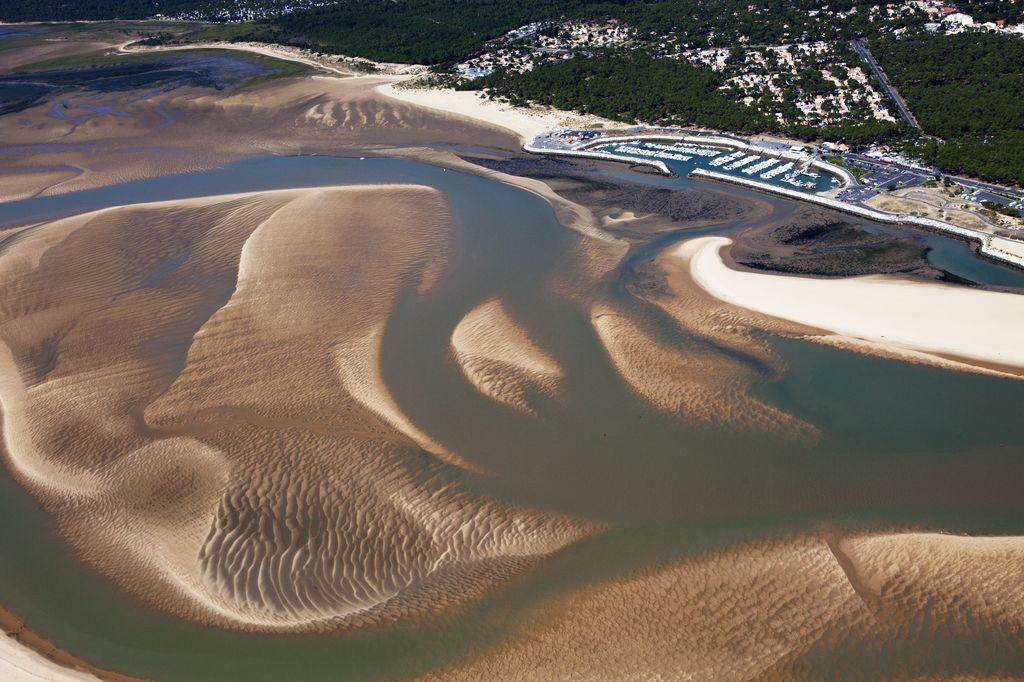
left=0, top=634, right=101, bottom=682
left=378, top=82, right=617, bottom=144
left=681, top=236, right=1024, bottom=372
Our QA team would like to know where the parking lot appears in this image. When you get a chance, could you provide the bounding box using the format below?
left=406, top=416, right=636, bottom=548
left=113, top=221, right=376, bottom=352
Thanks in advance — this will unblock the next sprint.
left=962, top=188, right=1024, bottom=212
left=836, top=155, right=931, bottom=205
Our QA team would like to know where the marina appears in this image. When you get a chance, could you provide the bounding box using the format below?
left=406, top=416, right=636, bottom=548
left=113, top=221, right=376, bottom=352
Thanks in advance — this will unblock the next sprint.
left=761, top=162, right=793, bottom=179
left=592, top=140, right=840, bottom=193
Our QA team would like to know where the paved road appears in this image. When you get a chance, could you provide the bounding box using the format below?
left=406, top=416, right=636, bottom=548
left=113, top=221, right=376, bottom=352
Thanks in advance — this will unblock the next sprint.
left=851, top=38, right=920, bottom=130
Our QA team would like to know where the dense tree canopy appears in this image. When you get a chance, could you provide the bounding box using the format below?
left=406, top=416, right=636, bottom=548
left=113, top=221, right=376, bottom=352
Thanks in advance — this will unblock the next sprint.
left=466, top=53, right=771, bottom=132
left=872, top=32, right=1024, bottom=185
left=466, top=52, right=903, bottom=145
left=2, top=0, right=907, bottom=63
left=273, top=0, right=583, bottom=64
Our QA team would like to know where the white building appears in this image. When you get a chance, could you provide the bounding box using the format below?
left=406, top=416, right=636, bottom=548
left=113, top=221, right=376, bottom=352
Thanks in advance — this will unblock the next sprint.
left=943, top=12, right=975, bottom=26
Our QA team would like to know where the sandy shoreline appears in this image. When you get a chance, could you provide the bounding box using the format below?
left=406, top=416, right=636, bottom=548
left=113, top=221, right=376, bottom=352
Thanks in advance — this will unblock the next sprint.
left=0, top=634, right=103, bottom=682
left=0, top=605, right=140, bottom=682
left=682, top=236, right=1024, bottom=373
left=127, top=35, right=600, bottom=149
left=119, top=41, right=356, bottom=77
left=378, top=83, right=619, bottom=145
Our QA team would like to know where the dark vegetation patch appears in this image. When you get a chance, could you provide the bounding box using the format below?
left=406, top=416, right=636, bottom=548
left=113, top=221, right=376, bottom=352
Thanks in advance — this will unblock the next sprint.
left=467, top=53, right=769, bottom=133
left=466, top=154, right=750, bottom=232
left=0, top=83, right=50, bottom=116
left=0, top=1, right=220, bottom=21
left=1, top=0, right=901, bottom=64
left=873, top=32, right=1024, bottom=186
left=731, top=207, right=944, bottom=278
left=591, top=185, right=748, bottom=224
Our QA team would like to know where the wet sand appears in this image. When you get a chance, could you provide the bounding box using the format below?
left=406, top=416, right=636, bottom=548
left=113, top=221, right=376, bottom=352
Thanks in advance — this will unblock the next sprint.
left=0, top=71, right=520, bottom=202
left=0, top=186, right=596, bottom=633
left=418, top=530, right=1024, bottom=681
left=450, top=299, right=564, bottom=417
left=0, top=603, right=142, bottom=682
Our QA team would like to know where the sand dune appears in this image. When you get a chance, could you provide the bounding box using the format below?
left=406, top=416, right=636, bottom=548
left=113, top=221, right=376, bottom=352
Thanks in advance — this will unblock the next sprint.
left=450, top=299, right=564, bottom=417
left=682, top=236, right=1024, bottom=375
left=0, top=185, right=595, bottom=631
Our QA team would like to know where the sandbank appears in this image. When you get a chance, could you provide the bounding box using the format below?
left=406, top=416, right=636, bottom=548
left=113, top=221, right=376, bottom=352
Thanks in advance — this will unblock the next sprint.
left=0, top=184, right=594, bottom=634
left=420, top=530, right=1024, bottom=680
left=681, top=236, right=1024, bottom=372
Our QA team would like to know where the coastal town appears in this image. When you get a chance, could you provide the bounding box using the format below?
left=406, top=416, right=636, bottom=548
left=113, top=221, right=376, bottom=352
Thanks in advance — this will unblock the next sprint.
left=452, top=1, right=1022, bottom=134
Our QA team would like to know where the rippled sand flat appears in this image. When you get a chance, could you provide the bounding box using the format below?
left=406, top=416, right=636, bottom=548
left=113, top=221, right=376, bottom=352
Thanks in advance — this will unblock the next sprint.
left=419, top=531, right=1024, bottom=681
left=0, top=185, right=595, bottom=632
left=591, top=297, right=816, bottom=439
left=0, top=73, right=520, bottom=200
left=450, top=299, right=564, bottom=417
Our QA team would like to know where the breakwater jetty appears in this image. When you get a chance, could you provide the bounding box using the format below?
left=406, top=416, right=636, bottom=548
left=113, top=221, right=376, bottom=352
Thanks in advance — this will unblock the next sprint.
left=691, top=168, right=1024, bottom=270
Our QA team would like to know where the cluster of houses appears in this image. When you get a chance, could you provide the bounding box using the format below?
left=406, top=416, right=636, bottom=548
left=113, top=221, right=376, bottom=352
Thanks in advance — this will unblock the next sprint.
left=454, top=19, right=635, bottom=79
left=163, top=0, right=334, bottom=22
left=907, top=0, right=1024, bottom=35
left=682, top=42, right=897, bottom=129
left=449, top=0, right=1021, bottom=129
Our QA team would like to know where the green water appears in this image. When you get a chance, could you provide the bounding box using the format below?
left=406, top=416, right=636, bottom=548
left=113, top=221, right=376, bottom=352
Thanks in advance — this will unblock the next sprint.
left=1, top=155, right=1023, bottom=681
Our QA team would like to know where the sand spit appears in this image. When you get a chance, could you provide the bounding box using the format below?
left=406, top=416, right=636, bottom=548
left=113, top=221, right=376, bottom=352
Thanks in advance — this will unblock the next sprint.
left=591, top=298, right=816, bottom=439
left=383, top=146, right=625, bottom=248
left=420, top=531, right=1024, bottom=681
left=0, top=185, right=595, bottom=632
left=683, top=236, right=1024, bottom=376
left=450, top=299, right=564, bottom=417
left=119, top=41, right=357, bottom=77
